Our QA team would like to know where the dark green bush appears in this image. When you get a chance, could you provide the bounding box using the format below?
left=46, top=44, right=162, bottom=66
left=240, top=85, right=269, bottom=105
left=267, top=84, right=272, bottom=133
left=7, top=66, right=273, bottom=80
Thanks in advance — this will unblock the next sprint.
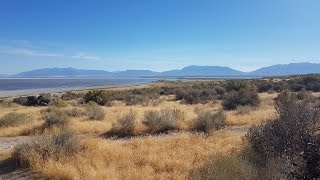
left=222, top=89, right=260, bottom=110
left=13, top=94, right=57, bottom=106
left=13, top=96, right=29, bottom=106
left=83, top=90, right=112, bottom=106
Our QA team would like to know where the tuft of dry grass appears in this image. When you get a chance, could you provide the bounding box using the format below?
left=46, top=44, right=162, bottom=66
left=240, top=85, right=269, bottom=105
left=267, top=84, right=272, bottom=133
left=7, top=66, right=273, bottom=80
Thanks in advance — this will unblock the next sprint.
left=85, top=102, right=106, bottom=121
left=0, top=112, right=32, bottom=128
left=14, top=129, right=81, bottom=168
left=103, top=110, right=137, bottom=138
left=17, top=130, right=244, bottom=179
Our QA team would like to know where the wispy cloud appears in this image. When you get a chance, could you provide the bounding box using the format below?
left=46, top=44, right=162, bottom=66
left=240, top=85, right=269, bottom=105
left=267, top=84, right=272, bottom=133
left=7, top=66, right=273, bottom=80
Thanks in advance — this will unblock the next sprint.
left=0, top=40, right=103, bottom=61
left=71, top=52, right=101, bottom=61
left=0, top=48, right=64, bottom=57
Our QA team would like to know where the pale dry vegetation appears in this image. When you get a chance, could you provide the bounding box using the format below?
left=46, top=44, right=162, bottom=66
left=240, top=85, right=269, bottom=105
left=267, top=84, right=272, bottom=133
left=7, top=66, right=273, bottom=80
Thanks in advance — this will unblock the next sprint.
left=1, top=78, right=318, bottom=179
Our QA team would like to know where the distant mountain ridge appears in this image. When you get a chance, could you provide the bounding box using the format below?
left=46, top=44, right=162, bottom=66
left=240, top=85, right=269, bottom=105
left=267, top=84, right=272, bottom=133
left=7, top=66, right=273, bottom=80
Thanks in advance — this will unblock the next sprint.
left=4, top=62, right=320, bottom=78
left=248, top=63, right=320, bottom=76
left=162, top=65, right=245, bottom=76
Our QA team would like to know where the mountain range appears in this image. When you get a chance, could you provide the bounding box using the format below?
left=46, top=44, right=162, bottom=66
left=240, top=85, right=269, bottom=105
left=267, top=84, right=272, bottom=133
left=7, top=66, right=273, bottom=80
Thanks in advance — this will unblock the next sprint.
left=3, top=62, right=320, bottom=78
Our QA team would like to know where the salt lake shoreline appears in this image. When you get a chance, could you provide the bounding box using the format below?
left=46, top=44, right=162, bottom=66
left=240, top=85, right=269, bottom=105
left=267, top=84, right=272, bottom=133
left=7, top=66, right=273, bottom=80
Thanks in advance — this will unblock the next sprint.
left=0, top=82, right=153, bottom=98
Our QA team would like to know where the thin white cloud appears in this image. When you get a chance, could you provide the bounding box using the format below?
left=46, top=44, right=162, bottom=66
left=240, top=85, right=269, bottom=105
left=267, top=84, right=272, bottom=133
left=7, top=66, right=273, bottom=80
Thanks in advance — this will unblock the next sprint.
left=0, top=48, right=64, bottom=57
left=71, top=52, right=101, bottom=61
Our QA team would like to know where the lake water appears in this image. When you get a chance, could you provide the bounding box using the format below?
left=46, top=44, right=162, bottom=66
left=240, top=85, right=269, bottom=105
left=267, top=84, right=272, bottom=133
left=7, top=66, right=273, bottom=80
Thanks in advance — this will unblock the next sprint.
left=0, top=78, right=158, bottom=97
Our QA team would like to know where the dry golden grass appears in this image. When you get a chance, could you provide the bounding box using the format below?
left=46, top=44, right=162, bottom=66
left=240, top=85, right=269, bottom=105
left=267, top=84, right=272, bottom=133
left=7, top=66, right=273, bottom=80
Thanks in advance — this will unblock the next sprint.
left=20, top=130, right=244, bottom=180
left=0, top=92, right=278, bottom=137
left=0, top=106, right=44, bottom=137
left=225, top=93, right=277, bottom=126
left=0, top=90, right=299, bottom=179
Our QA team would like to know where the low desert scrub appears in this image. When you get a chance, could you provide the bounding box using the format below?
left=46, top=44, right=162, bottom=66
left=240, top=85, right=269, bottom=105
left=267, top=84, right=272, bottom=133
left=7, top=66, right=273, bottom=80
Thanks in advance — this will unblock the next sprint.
left=191, top=149, right=286, bottom=180
left=193, top=110, right=226, bottom=133
left=49, top=98, right=68, bottom=107
left=104, top=111, right=136, bottom=138
left=0, top=112, right=31, bottom=127
left=66, top=107, right=85, bottom=117
left=246, top=91, right=320, bottom=179
left=190, top=154, right=258, bottom=180
left=14, top=129, right=81, bottom=168
left=83, top=90, right=112, bottom=106
left=61, top=92, right=83, bottom=101
left=42, top=109, right=70, bottom=130
left=85, top=102, right=106, bottom=120
left=143, top=108, right=179, bottom=134
left=13, top=94, right=55, bottom=106
left=124, top=94, right=150, bottom=106
left=222, top=89, right=260, bottom=110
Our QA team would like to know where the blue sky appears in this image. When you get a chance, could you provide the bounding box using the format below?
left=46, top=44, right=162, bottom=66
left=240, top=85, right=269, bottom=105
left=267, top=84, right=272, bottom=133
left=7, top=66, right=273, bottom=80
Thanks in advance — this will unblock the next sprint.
left=0, top=0, right=320, bottom=74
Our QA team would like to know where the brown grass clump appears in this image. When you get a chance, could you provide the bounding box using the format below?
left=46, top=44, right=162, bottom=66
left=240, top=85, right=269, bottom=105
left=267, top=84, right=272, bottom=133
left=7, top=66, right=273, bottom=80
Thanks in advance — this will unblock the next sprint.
left=190, top=154, right=258, bottom=180
left=85, top=102, right=105, bottom=120
left=143, top=108, right=179, bottom=134
left=103, top=110, right=137, bottom=138
left=0, top=112, right=32, bottom=128
left=14, top=129, right=81, bottom=168
left=193, top=110, right=226, bottom=133
left=42, top=109, right=69, bottom=130
left=66, top=107, right=85, bottom=118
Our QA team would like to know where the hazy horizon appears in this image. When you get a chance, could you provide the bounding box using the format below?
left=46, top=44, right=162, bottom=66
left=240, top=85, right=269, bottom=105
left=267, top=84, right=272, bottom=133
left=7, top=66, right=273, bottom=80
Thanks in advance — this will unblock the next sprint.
left=1, top=0, right=320, bottom=74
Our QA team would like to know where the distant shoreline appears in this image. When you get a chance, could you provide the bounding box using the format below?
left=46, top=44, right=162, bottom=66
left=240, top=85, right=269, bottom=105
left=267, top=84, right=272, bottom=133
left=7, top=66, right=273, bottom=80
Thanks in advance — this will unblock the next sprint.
left=0, top=76, right=263, bottom=98
left=0, top=82, right=153, bottom=98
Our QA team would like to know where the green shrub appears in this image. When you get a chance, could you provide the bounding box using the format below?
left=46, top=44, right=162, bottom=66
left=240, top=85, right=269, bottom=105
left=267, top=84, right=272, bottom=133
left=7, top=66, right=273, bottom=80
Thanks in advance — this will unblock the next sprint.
left=49, top=98, right=68, bottom=107
left=104, top=111, right=136, bottom=138
left=193, top=110, right=226, bottom=133
left=85, top=102, right=105, bottom=120
left=0, top=112, right=31, bottom=127
left=42, top=109, right=69, bottom=129
left=143, top=109, right=178, bottom=134
left=222, top=89, right=260, bottom=110
left=14, top=129, right=81, bottom=167
left=61, top=92, right=83, bottom=101
left=83, top=90, right=112, bottom=106
left=13, top=96, right=29, bottom=106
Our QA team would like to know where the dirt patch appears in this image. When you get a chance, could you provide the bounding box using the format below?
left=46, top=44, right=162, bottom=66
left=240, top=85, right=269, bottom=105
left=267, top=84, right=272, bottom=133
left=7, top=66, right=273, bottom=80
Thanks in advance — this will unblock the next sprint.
left=0, top=136, right=31, bottom=151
